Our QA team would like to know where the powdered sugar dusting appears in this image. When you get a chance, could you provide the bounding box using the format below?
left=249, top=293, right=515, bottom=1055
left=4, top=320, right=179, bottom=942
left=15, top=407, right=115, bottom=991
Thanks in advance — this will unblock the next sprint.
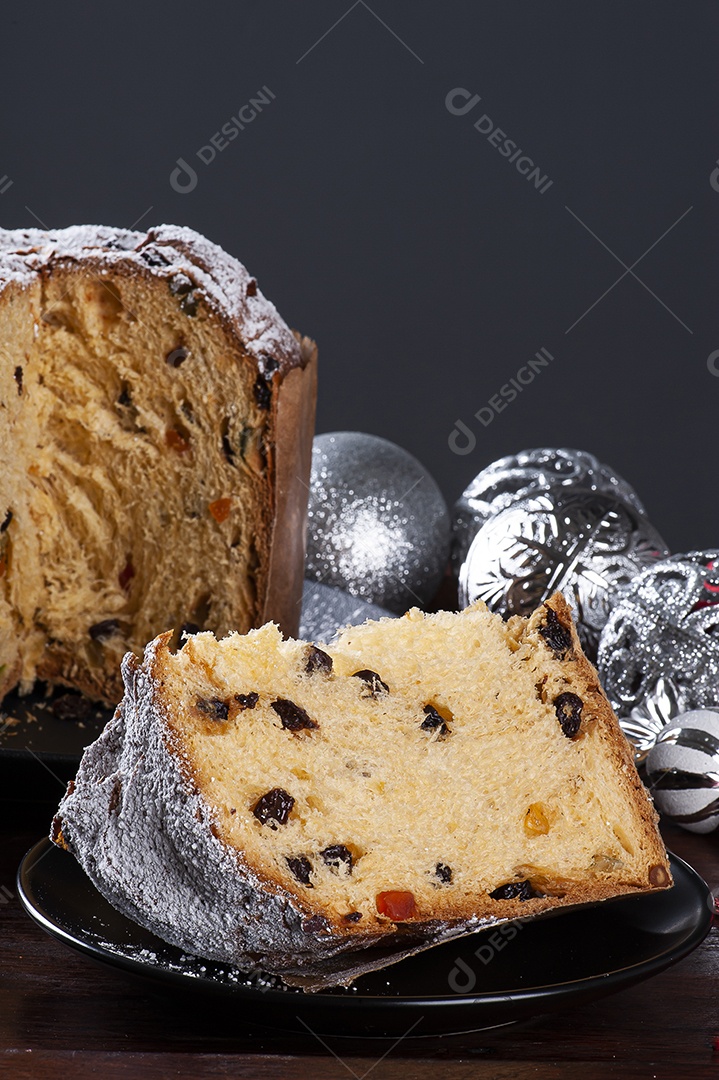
left=0, top=224, right=301, bottom=370
left=54, top=636, right=504, bottom=991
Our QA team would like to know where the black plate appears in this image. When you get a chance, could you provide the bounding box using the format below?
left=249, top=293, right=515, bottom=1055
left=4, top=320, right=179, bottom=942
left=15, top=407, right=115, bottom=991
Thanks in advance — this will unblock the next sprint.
left=0, top=683, right=111, bottom=763
left=17, top=840, right=712, bottom=1039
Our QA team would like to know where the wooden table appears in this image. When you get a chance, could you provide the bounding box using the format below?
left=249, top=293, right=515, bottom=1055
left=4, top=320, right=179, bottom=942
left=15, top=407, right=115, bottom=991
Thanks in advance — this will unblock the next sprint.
left=2, top=762, right=719, bottom=1080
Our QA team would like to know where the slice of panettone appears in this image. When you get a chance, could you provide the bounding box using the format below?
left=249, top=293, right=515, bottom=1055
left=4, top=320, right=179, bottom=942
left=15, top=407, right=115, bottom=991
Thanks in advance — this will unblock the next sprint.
left=0, top=224, right=316, bottom=704
left=51, top=592, right=670, bottom=990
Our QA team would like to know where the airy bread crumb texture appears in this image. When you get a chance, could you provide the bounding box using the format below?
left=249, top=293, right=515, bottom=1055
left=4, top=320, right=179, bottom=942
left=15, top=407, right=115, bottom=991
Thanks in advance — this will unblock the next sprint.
left=0, top=225, right=310, bottom=703
left=53, top=593, right=670, bottom=988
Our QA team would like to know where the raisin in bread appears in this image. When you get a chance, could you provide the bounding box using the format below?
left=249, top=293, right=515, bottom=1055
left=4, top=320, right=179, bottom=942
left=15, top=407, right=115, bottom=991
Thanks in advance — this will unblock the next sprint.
left=0, top=225, right=316, bottom=704
left=52, top=593, right=670, bottom=989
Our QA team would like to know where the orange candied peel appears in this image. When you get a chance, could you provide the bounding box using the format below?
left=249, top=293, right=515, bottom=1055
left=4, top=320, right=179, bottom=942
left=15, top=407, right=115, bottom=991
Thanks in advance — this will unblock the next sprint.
left=208, top=498, right=232, bottom=523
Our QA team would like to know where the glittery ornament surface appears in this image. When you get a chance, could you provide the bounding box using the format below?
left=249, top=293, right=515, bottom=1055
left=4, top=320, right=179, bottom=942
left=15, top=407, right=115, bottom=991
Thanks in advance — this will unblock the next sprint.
left=306, top=433, right=450, bottom=614
left=300, top=580, right=396, bottom=643
left=459, top=489, right=668, bottom=656
left=453, top=447, right=647, bottom=570
left=645, top=709, right=719, bottom=834
left=598, top=552, right=719, bottom=730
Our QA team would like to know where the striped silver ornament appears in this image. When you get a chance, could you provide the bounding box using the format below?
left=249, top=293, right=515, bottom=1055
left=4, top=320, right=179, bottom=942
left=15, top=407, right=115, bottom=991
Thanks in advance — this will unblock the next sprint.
left=645, top=709, right=719, bottom=833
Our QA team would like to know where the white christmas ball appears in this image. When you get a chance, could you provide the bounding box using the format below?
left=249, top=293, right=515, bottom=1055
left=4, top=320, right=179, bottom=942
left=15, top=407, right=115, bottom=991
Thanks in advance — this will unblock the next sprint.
left=645, top=709, right=719, bottom=833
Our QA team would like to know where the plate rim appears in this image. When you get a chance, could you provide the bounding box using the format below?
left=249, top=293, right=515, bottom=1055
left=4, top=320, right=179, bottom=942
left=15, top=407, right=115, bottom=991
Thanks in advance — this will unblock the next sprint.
left=16, top=838, right=713, bottom=1012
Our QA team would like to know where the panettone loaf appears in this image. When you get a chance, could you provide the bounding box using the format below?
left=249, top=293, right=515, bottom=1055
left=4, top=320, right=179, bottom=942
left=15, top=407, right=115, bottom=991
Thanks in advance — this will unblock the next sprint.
left=52, top=593, right=671, bottom=990
left=0, top=225, right=316, bottom=703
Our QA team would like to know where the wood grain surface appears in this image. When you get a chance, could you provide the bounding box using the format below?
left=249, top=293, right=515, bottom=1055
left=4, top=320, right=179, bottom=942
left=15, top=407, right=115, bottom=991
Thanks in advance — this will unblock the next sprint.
left=2, top=763, right=719, bottom=1080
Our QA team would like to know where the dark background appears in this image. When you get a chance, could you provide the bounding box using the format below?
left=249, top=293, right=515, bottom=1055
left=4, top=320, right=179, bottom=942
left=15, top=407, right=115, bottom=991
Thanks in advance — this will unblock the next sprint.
left=0, top=1, right=716, bottom=553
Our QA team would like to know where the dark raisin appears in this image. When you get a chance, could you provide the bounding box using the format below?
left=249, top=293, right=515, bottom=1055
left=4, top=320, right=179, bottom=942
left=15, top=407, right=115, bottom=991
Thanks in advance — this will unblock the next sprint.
left=554, top=692, right=583, bottom=738
left=108, top=779, right=122, bottom=814
left=302, top=914, right=329, bottom=933
left=88, top=619, right=120, bottom=642
left=320, top=844, right=353, bottom=874
left=14, top=366, right=23, bottom=394
left=51, top=693, right=94, bottom=722
left=252, top=787, right=295, bottom=827
left=168, top=273, right=194, bottom=296
left=489, top=879, right=544, bottom=901
left=180, top=291, right=199, bottom=317
left=304, top=645, right=333, bottom=675
left=235, top=692, right=259, bottom=710
left=117, top=386, right=132, bottom=407
left=538, top=606, right=572, bottom=657
left=343, top=911, right=363, bottom=923
left=180, top=622, right=201, bottom=642
left=421, top=705, right=450, bottom=737
left=435, top=862, right=452, bottom=884
left=118, top=558, right=135, bottom=591
left=196, top=697, right=229, bottom=722
left=271, top=698, right=318, bottom=732
left=253, top=373, right=272, bottom=410
left=246, top=279, right=257, bottom=297
left=261, top=355, right=279, bottom=375
left=286, top=855, right=313, bottom=886
left=166, top=346, right=188, bottom=368
left=352, top=670, right=390, bottom=696
left=0, top=510, right=12, bottom=532
left=140, top=247, right=170, bottom=267
left=199, top=695, right=228, bottom=719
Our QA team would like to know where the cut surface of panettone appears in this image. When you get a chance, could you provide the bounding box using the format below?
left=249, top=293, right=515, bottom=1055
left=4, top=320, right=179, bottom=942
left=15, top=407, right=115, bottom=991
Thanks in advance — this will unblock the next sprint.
left=52, top=592, right=671, bottom=990
left=0, top=224, right=316, bottom=703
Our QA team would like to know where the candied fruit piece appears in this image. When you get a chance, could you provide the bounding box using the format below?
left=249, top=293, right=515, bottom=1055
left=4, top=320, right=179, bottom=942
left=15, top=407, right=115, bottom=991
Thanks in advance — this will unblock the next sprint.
left=252, top=788, right=294, bottom=827
left=554, top=692, right=583, bottom=738
left=376, top=890, right=417, bottom=921
left=166, top=428, right=190, bottom=454
left=649, top=864, right=670, bottom=887
left=271, top=698, right=318, bottom=732
left=524, top=803, right=550, bottom=836
left=208, top=497, right=232, bottom=523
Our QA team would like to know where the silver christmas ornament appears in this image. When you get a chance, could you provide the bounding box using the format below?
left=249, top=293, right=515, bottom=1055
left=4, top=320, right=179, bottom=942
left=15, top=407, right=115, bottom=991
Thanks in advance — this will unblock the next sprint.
left=598, top=551, right=719, bottom=728
left=453, top=447, right=647, bottom=571
left=300, top=580, right=396, bottom=643
left=620, top=676, right=685, bottom=764
left=458, top=489, right=668, bottom=657
left=306, top=432, right=450, bottom=614
left=645, top=709, right=719, bottom=833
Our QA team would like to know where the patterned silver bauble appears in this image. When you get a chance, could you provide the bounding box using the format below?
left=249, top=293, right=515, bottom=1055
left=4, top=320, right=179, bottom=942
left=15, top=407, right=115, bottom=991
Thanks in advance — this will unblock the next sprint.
left=620, top=676, right=685, bottom=764
left=306, top=432, right=450, bottom=614
left=598, top=552, right=719, bottom=732
left=458, top=489, right=668, bottom=657
left=645, top=709, right=719, bottom=833
left=453, top=447, right=647, bottom=570
left=300, top=580, right=396, bottom=643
